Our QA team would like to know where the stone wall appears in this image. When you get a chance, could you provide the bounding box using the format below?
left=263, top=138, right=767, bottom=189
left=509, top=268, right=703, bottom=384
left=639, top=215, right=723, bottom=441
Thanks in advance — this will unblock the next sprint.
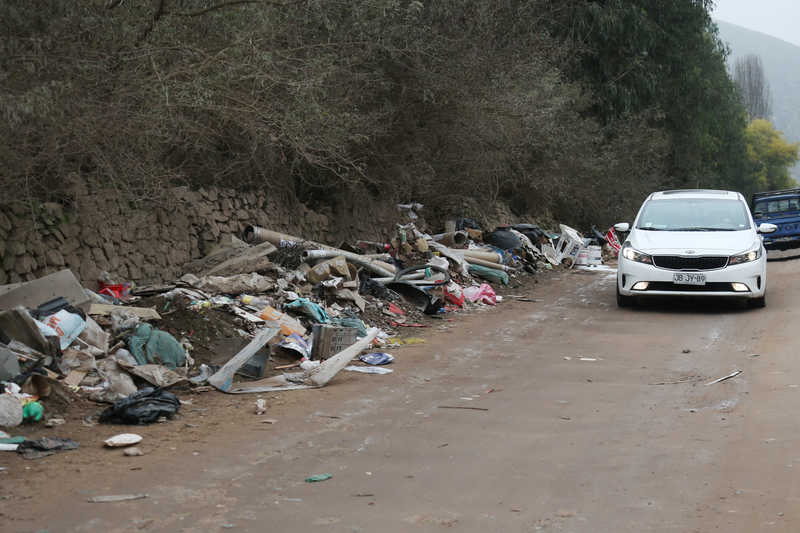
left=0, top=185, right=399, bottom=287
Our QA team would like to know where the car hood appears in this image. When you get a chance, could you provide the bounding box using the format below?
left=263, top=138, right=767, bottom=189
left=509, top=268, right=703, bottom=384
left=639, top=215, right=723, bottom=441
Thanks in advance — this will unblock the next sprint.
left=630, top=229, right=756, bottom=255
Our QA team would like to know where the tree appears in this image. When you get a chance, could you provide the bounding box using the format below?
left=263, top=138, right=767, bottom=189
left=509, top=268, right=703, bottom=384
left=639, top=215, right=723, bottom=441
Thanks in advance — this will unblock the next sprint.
left=744, top=119, right=799, bottom=193
left=539, top=0, right=752, bottom=192
left=733, top=54, right=772, bottom=120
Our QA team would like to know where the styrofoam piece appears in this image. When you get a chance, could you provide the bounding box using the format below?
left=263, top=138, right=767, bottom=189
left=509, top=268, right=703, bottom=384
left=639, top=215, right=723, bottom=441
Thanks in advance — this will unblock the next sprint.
left=104, top=433, right=143, bottom=447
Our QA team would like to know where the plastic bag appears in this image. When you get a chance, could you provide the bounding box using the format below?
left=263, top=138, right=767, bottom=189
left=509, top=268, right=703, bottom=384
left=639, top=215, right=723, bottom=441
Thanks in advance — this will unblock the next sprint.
left=330, top=316, right=368, bottom=337
left=283, top=298, right=330, bottom=323
left=110, top=309, right=140, bottom=334
left=468, top=264, right=509, bottom=285
left=279, top=333, right=311, bottom=358
left=36, top=310, right=86, bottom=350
left=127, top=323, right=186, bottom=369
left=359, top=352, right=394, bottom=365
left=443, top=281, right=465, bottom=307
left=463, top=283, right=498, bottom=305
left=99, top=387, right=181, bottom=425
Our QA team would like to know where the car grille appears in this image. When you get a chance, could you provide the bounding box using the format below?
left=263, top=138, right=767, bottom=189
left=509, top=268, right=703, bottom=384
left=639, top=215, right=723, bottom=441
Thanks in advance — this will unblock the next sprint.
left=646, top=282, right=735, bottom=292
left=651, top=255, right=728, bottom=271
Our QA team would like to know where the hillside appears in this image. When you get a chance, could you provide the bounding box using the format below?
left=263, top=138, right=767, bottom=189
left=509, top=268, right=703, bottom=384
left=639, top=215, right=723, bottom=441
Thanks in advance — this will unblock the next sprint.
left=716, top=20, right=800, bottom=180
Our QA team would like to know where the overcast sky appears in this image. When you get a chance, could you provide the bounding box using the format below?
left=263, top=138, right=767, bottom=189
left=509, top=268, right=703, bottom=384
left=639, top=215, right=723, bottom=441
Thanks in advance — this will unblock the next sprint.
left=712, top=0, right=800, bottom=46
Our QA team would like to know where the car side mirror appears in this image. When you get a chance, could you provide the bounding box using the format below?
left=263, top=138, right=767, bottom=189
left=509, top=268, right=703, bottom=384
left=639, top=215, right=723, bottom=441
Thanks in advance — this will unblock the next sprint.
left=614, top=222, right=630, bottom=232
left=758, top=223, right=777, bottom=234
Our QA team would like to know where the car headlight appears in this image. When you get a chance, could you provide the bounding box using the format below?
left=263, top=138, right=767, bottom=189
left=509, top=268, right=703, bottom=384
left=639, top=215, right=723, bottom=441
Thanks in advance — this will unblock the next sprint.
left=621, top=243, right=652, bottom=264
left=729, top=246, right=762, bottom=265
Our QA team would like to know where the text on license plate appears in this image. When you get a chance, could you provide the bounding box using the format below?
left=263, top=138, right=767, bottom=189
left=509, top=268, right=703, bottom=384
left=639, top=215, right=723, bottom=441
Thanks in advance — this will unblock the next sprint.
left=673, top=273, right=706, bottom=285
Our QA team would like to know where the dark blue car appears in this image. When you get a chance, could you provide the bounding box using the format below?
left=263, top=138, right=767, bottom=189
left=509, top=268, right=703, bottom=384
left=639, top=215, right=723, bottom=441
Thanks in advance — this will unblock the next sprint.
left=752, top=188, right=800, bottom=249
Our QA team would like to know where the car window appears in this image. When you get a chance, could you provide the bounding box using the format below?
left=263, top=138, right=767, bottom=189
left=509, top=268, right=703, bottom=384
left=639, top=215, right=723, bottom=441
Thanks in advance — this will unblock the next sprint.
left=636, top=198, right=751, bottom=231
left=754, top=197, right=800, bottom=215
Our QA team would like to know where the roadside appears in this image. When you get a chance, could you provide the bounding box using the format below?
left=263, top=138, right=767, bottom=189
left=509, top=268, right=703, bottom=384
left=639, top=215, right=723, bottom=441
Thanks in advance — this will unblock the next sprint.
left=6, top=260, right=800, bottom=532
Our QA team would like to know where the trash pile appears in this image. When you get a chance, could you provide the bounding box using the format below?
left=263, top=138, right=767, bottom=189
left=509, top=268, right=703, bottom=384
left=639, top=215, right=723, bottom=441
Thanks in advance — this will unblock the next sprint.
left=0, top=209, right=619, bottom=455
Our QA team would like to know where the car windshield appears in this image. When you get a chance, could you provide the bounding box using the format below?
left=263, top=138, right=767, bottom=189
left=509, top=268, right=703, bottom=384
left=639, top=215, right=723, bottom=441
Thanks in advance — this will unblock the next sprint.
left=754, top=197, right=800, bottom=215
left=636, top=198, right=751, bottom=231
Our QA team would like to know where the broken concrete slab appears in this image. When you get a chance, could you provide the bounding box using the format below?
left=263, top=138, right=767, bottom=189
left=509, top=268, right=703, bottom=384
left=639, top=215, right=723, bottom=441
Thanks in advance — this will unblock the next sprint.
left=0, top=269, right=89, bottom=311
left=88, top=304, right=161, bottom=320
left=0, top=346, right=21, bottom=381
left=182, top=240, right=277, bottom=277
left=193, top=273, right=274, bottom=295
left=0, top=306, right=51, bottom=353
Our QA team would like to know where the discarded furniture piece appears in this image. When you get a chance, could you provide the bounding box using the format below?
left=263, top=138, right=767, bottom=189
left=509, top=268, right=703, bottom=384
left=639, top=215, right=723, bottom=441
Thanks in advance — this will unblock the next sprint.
left=554, top=224, right=585, bottom=267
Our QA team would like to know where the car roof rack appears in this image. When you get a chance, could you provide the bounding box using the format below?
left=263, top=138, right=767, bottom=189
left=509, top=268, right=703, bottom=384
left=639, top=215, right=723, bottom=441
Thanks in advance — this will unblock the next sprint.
left=752, top=187, right=800, bottom=202
left=659, top=189, right=730, bottom=195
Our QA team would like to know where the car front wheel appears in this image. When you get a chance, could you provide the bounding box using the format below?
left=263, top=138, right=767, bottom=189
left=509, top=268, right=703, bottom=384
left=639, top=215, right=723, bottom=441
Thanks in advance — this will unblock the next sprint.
left=748, top=292, right=766, bottom=309
left=617, top=283, right=634, bottom=308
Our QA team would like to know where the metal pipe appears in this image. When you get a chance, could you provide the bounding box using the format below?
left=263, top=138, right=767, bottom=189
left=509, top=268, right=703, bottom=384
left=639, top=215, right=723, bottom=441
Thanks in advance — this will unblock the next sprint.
left=371, top=272, right=426, bottom=283
left=430, top=231, right=469, bottom=249
left=463, top=256, right=520, bottom=272
left=244, top=226, right=391, bottom=259
left=461, top=250, right=503, bottom=264
left=301, top=249, right=396, bottom=277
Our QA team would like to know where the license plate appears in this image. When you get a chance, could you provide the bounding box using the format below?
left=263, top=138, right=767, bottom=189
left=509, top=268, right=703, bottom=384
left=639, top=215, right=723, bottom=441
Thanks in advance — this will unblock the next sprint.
left=673, top=273, right=706, bottom=285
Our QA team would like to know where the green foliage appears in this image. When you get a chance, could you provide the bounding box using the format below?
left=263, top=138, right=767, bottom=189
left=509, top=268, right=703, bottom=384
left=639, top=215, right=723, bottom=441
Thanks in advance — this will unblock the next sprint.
left=744, top=119, right=799, bottom=194
left=543, top=0, right=752, bottom=193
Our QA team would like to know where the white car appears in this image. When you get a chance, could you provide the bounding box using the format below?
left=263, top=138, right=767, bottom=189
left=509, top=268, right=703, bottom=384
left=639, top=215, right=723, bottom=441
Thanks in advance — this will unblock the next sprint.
left=616, top=190, right=777, bottom=308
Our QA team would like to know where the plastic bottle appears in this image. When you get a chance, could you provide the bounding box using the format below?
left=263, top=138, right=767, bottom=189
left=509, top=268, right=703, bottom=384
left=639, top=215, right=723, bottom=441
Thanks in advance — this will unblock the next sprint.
left=238, top=294, right=271, bottom=308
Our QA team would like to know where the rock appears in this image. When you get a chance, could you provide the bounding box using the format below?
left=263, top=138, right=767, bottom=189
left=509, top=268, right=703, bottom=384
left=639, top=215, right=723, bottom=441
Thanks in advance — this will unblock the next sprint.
left=46, top=249, right=65, bottom=267
left=61, top=237, right=81, bottom=255
left=9, top=240, right=26, bottom=256
left=124, top=447, right=144, bottom=457
left=0, top=394, right=23, bottom=428
left=92, top=247, right=107, bottom=263
left=60, top=222, right=80, bottom=238
left=0, top=212, right=12, bottom=232
left=14, top=254, right=35, bottom=275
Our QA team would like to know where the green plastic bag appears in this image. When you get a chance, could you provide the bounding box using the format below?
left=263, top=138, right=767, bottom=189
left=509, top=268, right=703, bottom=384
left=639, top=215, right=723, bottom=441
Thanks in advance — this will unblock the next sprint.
left=468, top=264, right=509, bottom=285
left=128, top=323, right=186, bottom=369
left=23, top=401, right=43, bottom=422
left=283, top=298, right=330, bottom=323
left=330, top=317, right=368, bottom=337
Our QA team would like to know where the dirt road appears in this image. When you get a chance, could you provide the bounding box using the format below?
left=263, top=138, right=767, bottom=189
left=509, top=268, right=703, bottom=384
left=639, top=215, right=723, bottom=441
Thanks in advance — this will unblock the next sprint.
left=4, top=259, right=800, bottom=532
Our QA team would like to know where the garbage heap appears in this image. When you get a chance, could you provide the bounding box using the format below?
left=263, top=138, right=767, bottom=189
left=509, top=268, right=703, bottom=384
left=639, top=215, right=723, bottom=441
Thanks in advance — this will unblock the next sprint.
left=0, top=213, right=615, bottom=439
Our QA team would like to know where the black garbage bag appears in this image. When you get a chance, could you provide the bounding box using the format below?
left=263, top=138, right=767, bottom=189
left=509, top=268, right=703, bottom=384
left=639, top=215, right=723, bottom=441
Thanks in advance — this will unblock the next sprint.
left=17, top=437, right=79, bottom=460
left=484, top=229, right=522, bottom=251
left=384, top=281, right=443, bottom=315
left=511, top=223, right=547, bottom=244
left=99, top=387, right=180, bottom=425
left=358, top=271, right=393, bottom=299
